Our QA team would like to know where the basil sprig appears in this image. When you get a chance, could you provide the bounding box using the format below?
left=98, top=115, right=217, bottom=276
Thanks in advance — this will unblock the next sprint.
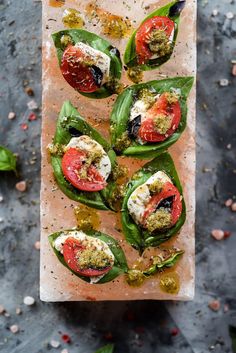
left=110, top=77, right=194, bottom=159
left=51, top=101, right=117, bottom=211
left=124, top=0, right=185, bottom=70
left=121, top=152, right=186, bottom=252
left=95, top=344, right=115, bottom=353
left=0, top=146, right=17, bottom=173
left=52, top=29, right=122, bottom=99
left=48, top=229, right=128, bottom=284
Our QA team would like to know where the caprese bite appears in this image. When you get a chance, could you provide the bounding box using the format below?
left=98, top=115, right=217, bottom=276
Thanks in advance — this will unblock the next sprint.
left=52, top=29, right=122, bottom=98
left=128, top=89, right=181, bottom=144
left=127, top=171, right=182, bottom=233
left=49, top=229, right=128, bottom=284
left=62, top=135, right=111, bottom=192
left=52, top=230, right=114, bottom=282
left=110, top=77, right=194, bottom=159
left=124, top=1, right=185, bottom=70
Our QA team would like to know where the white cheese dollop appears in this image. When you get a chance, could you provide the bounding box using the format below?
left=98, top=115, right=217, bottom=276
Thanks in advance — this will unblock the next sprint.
left=75, top=42, right=110, bottom=84
left=66, top=135, right=111, bottom=181
left=53, top=230, right=115, bottom=284
left=127, top=171, right=172, bottom=225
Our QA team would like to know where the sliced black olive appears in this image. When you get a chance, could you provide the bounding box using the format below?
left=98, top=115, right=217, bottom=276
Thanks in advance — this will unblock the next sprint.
left=169, top=1, right=185, bottom=18
left=109, top=46, right=121, bottom=58
left=90, top=65, right=103, bottom=87
left=156, top=196, right=174, bottom=210
left=68, top=126, right=82, bottom=137
left=127, top=115, right=141, bottom=139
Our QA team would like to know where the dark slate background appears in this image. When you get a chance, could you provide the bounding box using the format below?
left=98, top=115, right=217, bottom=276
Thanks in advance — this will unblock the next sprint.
left=0, top=0, right=236, bottom=352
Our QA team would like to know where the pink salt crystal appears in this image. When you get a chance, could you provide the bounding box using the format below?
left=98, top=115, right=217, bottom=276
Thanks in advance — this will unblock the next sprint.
left=8, top=112, right=16, bottom=120
left=231, top=203, right=236, bottom=212
left=211, top=229, right=224, bottom=240
left=208, top=300, right=220, bottom=312
left=10, top=324, right=19, bottom=333
left=50, top=340, right=60, bottom=348
left=225, top=198, right=233, bottom=207
left=20, top=123, right=28, bottom=131
left=16, top=308, right=22, bottom=315
left=34, top=241, right=40, bottom=250
left=232, top=65, right=236, bottom=76
left=224, top=304, right=229, bottom=313
left=0, top=305, right=5, bottom=314
left=15, top=181, right=27, bottom=192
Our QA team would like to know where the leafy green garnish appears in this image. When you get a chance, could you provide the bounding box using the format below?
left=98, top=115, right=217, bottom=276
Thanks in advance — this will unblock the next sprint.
left=0, top=146, right=17, bottom=172
left=94, top=344, right=115, bottom=353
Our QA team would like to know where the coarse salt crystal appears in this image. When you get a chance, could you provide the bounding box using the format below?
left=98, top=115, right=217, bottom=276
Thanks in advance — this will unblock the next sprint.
left=212, top=9, right=218, bottom=16
left=15, top=181, right=27, bottom=192
left=0, top=196, right=3, bottom=202
left=225, top=199, right=233, bottom=207
left=231, top=203, right=236, bottom=212
left=34, top=241, right=40, bottom=250
left=27, top=100, right=38, bottom=110
left=219, top=79, right=229, bottom=87
left=10, top=324, right=19, bottom=334
left=0, top=305, right=5, bottom=314
left=8, top=112, right=16, bottom=120
left=211, top=229, right=224, bottom=240
left=23, top=296, right=35, bottom=306
left=61, top=350, right=69, bottom=353
left=226, top=12, right=234, bottom=19
left=16, top=307, right=22, bottom=315
left=50, top=340, right=61, bottom=348
left=208, top=300, right=220, bottom=312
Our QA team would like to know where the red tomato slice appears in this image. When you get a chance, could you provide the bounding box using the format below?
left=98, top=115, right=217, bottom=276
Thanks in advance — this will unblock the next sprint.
left=61, top=148, right=107, bottom=192
left=143, top=181, right=182, bottom=228
left=138, top=93, right=181, bottom=143
left=60, top=45, right=101, bottom=93
left=135, top=16, right=175, bottom=64
left=63, top=237, right=112, bottom=277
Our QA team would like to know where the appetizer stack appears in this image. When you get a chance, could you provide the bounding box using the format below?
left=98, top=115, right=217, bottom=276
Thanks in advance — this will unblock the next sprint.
left=41, top=0, right=196, bottom=300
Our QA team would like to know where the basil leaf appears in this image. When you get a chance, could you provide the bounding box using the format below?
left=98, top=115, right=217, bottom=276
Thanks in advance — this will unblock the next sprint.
left=0, top=146, right=17, bottom=172
left=51, top=101, right=116, bottom=211
left=48, top=229, right=128, bottom=284
left=121, top=152, right=186, bottom=252
left=110, top=77, right=194, bottom=159
left=143, top=249, right=184, bottom=276
left=124, top=0, right=183, bottom=70
left=52, top=29, right=122, bottom=99
left=95, top=344, right=114, bottom=353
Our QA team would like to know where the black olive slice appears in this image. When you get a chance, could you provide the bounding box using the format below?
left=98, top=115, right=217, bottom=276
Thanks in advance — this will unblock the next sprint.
left=127, top=115, right=141, bottom=139
left=169, top=1, right=185, bottom=18
left=90, top=65, right=103, bottom=87
left=109, top=46, right=121, bottom=58
left=156, top=196, right=174, bottom=210
left=68, top=126, right=83, bottom=137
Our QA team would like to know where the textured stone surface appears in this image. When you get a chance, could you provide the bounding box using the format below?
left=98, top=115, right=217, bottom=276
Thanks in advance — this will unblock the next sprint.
left=0, top=0, right=236, bottom=352
left=41, top=0, right=196, bottom=301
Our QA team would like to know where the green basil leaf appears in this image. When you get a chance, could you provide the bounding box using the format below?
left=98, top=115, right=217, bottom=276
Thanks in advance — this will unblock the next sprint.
left=52, top=29, right=122, bottom=99
left=143, top=249, right=184, bottom=276
left=124, top=0, right=182, bottom=70
left=48, top=229, right=128, bottom=284
left=51, top=101, right=116, bottom=211
left=95, top=344, right=114, bottom=353
left=110, top=77, right=194, bottom=159
left=121, top=151, right=186, bottom=252
left=0, top=146, right=17, bottom=172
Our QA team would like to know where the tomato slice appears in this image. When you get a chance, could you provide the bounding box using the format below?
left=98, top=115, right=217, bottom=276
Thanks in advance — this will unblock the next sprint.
left=63, top=237, right=112, bottom=277
left=135, top=16, right=175, bottom=64
left=138, top=93, right=181, bottom=143
left=143, top=181, right=182, bottom=228
left=60, top=45, right=102, bottom=93
left=61, top=148, right=107, bottom=192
